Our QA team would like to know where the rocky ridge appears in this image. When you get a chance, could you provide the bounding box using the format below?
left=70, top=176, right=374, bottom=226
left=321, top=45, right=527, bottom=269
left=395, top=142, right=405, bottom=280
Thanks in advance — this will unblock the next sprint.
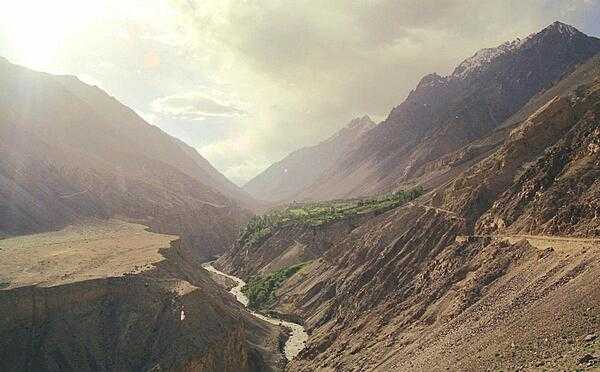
left=295, top=22, right=600, bottom=201
left=243, top=115, right=375, bottom=203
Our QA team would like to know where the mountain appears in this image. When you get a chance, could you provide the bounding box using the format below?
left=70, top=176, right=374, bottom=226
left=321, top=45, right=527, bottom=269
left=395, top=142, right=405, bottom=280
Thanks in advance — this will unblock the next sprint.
left=243, top=115, right=375, bottom=203
left=0, top=57, right=254, bottom=259
left=281, top=53, right=600, bottom=372
left=215, top=24, right=600, bottom=370
left=294, top=21, right=600, bottom=200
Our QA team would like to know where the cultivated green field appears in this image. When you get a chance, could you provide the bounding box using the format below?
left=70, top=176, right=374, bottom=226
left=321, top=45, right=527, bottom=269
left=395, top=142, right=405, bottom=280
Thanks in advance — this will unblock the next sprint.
left=239, top=187, right=424, bottom=248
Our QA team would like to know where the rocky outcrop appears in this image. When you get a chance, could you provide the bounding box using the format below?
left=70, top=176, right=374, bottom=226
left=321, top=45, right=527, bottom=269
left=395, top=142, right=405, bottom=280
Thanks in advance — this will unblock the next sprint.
left=475, top=87, right=600, bottom=237
left=0, top=224, right=284, bottom=372
left=434, top=55, right=600, bottom=236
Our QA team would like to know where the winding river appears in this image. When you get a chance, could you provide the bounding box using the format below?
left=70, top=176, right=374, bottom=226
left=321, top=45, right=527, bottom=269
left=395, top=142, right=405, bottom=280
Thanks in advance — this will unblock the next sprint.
left=201, top=262, right=308, bottom=360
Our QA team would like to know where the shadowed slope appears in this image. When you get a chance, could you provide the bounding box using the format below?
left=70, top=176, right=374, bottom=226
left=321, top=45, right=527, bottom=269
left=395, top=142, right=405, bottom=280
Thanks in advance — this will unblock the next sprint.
left=0, top=58, right=252, bottom=259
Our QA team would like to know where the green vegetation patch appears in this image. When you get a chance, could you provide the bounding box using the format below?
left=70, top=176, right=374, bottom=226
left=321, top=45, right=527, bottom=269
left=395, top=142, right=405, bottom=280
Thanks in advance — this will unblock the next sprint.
left=0, top=282, right=10, bottom=289
left=238, top=186, right=425, bottom=247
left=242, top=263, right=307, bottom=310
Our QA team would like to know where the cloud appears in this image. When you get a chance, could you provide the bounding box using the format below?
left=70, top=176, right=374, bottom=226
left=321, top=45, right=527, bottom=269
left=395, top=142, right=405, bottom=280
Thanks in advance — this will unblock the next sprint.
left=165, top=0, right=598, bottom=183
left=151, top=91, right=245, bottom=120
left=4, top=0, right=597, bottom=184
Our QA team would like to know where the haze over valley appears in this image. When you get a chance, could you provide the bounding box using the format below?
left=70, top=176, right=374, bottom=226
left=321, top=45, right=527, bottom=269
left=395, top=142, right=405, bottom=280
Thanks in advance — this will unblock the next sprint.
left=2, top=2, right=600, bottom=371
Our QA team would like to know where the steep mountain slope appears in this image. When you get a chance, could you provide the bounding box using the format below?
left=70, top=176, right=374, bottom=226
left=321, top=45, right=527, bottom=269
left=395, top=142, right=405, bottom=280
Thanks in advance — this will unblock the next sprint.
left=435, top=53, right=600, bottom=235
left=298, top=22, right=600, bottom=200
left=218, top=42, right=600, bottom=370
left=243, top=116, right=375, bottom=203
left=0, top=58, right=253, bottom=259
left=14, top=68, right=256, bottom=209
left=280, top=55, right=600, bottom=371
left=217, top=209, right=382, bottom=279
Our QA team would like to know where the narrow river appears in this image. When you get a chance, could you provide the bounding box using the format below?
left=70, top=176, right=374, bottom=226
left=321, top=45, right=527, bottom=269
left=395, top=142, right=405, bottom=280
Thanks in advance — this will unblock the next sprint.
left=201, top=262, right=308, bottom=361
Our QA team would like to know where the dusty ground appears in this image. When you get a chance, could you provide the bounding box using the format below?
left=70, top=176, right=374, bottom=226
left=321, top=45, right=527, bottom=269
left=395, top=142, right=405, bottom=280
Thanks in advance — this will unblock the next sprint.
left=0, top=219, right=177, bottom=289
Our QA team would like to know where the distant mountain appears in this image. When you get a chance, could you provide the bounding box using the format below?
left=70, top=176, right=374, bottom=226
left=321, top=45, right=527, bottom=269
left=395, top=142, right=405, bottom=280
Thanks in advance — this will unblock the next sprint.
left=0, top=58, right=254, bottom=259
left=295, top=21, right=600, bottom=200
left=243, top=115, right=375, bottom=202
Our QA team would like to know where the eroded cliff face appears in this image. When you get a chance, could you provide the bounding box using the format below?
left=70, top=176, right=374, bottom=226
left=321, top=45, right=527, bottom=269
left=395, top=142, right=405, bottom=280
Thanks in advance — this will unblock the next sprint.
left=215, top=212, right=379, bottom=279
left=0, top=223, right=284, bottom=372
left=269, top=206, right=600, bottom=371
left=436, top=57, right=600, bottom=237
left=1, top=277, right=261, bottom=371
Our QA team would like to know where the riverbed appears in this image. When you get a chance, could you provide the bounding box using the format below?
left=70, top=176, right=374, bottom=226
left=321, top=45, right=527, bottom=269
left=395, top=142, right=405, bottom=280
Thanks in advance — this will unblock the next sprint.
left=201, top=262, right=308, bottom=360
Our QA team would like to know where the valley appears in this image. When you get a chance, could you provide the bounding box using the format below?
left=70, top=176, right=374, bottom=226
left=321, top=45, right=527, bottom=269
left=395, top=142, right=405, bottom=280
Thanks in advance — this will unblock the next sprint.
left=210, top=21, right=600, bottom=371
left=2, top=17, right=600, bottom=372
left=201, top=262, right=308, bottom=361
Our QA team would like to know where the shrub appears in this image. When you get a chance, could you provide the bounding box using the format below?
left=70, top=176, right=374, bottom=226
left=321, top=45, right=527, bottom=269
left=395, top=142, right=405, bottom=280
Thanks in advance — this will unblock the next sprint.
left=242, top=263, right=307, bottom=310
left=238, top=186, right=425, bottom=248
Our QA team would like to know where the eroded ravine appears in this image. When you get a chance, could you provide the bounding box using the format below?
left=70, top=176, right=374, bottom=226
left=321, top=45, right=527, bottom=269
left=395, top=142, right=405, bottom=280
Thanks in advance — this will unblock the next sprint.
left=201, top=262, right=308, bottom=361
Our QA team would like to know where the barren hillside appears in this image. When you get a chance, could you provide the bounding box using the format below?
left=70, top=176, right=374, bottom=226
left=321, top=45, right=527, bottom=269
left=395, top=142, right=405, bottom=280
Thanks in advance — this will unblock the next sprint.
left=243, top=116, right=375, bottom=203
left=296, top=22, right=600, bottom=200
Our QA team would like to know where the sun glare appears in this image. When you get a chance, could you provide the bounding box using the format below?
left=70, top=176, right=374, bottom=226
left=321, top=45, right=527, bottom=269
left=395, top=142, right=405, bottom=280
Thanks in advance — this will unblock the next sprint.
left=2, top=1, right=104, bottom=71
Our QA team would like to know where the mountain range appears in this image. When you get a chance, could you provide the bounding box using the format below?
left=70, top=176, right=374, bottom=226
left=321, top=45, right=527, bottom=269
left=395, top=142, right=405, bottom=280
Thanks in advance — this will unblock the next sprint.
left=215, top=21, right=600, bottom=371
left=245, top=21, right=600, bottom=203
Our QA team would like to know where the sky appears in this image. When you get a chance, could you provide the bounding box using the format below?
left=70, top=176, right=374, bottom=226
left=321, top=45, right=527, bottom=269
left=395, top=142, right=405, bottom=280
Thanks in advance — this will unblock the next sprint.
left=1, top=0, right=599, bottom=185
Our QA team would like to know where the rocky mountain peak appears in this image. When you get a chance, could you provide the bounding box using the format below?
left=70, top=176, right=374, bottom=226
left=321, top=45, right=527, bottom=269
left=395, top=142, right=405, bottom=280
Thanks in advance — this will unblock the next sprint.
left=543, top=21, right=584, bottom=37
left=416, top=72, right=447, bottom=88
left=451, top=39, right=523, bottom=78
left=332, top=115, right=376, bottom=143
left=452, top=22, right=596, bottom=79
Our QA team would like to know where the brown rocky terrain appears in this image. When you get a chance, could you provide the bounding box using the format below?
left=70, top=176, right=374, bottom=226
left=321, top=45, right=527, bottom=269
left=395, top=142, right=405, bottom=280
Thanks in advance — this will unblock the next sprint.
left=0, top=57, right=255, bottom=260
left=217, top=25, right=600, bottom=371
left=0, top=57, right=292, bottom=371
left=216, top=211, right=377, bottom=279
left=243, top=116, right=375, bottom=203
left=435, top=54, right=600, bottom=237
left=0, top=220, right=285, bottom=371
left=279, top=209, right=600, bottom=371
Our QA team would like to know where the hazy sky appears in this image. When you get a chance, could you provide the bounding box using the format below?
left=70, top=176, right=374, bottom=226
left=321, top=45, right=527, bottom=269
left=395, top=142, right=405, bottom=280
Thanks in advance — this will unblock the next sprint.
left=1, top=1, right=599, bottom=185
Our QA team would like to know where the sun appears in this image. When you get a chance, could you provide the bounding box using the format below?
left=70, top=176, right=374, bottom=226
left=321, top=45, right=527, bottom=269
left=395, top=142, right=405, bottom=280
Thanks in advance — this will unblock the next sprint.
left=0, top=1, right=103, bottom=71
